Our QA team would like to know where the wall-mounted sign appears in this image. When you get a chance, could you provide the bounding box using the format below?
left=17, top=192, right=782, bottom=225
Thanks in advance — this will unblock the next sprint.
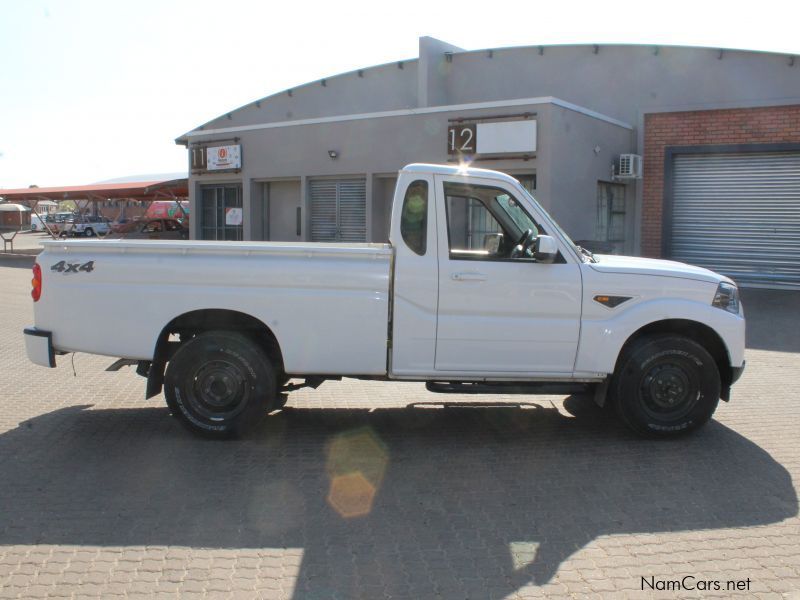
left=447, top=124, right=477, bottom=154
left=207, top=144, right=242, bottom=171
left=477, top=120, right=536, bottom=154
left=447, top=119, right=537, bottom=156
left=190, top=146, right=208, bottom=172
left=225, top=207, right=243, bottom=226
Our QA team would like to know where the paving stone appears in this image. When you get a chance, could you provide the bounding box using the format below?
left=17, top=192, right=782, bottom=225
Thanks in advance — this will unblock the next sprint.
left=0, top=268, right=797, bottom=598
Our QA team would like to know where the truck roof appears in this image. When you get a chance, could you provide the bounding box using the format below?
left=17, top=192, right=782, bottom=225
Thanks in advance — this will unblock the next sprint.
left=401, top=163, right=522, bottom=186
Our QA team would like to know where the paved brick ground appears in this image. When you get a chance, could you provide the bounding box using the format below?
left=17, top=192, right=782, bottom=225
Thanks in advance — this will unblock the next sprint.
left=0, top=262, right=798, bottom=599
left=0, top=231, right=48, bottom=255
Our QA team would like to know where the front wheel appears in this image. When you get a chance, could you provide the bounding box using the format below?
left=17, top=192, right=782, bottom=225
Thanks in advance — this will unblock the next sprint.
left=164, top=331, right=277, bottom=438
left=84, top=228, right=95, bottom=237
left=611, top=334, right=720, bottom=437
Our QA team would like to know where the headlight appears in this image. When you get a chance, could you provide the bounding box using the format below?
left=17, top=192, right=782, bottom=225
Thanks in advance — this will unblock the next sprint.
left=712, top=282, right=739, bottom=314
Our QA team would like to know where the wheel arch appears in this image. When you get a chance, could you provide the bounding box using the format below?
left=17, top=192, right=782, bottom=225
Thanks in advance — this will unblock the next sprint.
left=145, top=308, right=285, bottom=399
left=614, top=319, right=732, bottom=389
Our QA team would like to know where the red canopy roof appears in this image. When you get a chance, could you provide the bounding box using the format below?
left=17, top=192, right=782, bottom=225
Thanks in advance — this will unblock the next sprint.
left=0, top=179, right=188, bottom=202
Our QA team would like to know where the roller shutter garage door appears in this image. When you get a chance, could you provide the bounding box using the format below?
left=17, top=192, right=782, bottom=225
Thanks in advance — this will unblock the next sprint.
left=671, top=152, right=800, bottom=288
left=309, top=179, right=366, bottom=242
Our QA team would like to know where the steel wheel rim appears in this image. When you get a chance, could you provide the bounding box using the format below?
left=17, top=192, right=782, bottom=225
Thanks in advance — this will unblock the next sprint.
left=190, top=359, right=250, bottom=421
left=639, top=360, right=700, bottom=421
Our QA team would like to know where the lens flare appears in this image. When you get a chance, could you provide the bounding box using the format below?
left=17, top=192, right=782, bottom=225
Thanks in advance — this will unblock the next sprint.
left=325, top=427, right=388, bottom=518
left=327, top=472, right=376, bottom=518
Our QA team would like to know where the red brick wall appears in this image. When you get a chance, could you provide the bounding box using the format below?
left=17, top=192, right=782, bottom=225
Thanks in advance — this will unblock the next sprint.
left=642, top=104, right=800, bottom=257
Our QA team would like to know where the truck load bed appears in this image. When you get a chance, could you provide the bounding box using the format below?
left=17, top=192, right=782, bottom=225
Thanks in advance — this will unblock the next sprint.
left=34, top=239, right=393, bottom=375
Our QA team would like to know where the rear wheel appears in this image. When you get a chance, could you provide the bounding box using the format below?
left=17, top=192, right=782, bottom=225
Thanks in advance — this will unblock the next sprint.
left=611, top=334, right=720, bottom=436
left=84, top=228, right=95, bottom=237
left=164, top=331, right=277, bottom=438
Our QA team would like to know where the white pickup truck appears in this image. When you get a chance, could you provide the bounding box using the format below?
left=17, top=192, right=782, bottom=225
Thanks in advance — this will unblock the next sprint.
left=24, top=164, right=745, bottom=438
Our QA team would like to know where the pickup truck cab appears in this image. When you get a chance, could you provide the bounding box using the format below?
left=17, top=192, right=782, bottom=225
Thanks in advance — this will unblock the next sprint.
left=24, top=164, right=745, bottom=438
left=65, top=215, right=112, bottom=237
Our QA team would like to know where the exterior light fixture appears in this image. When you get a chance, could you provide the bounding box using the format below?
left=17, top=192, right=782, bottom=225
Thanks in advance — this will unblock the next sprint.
left=328, top=150, right=338, bottom=160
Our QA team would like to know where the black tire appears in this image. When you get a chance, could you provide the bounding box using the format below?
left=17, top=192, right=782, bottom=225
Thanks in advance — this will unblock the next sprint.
left=611, top=334, right=720, bottom=437
left=84, top=228, right=94, bottom=237
left=164, top=331, right=277, bottom=438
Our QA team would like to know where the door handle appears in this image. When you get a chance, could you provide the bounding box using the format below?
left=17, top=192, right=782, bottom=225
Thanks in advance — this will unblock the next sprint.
left=452, top=272, right=487, bottom=282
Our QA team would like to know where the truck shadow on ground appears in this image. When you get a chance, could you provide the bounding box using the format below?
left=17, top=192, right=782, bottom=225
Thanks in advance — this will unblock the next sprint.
left=0, top=398, right=795, bottom=598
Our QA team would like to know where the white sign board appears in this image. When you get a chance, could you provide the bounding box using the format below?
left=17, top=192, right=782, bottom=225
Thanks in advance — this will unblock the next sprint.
left=476, top=120, right=537, bottom=154
left=207, top=144, right=242, bottom=170
left=225, top=207, right=243, bottom=226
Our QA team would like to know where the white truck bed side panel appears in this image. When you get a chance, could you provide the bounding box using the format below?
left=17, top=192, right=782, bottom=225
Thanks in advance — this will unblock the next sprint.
left=34, top=240, right=392, bottom=375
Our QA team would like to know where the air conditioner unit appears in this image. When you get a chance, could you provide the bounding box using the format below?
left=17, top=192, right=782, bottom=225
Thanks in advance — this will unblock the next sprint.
left=615, top=154, right=642, bottom=180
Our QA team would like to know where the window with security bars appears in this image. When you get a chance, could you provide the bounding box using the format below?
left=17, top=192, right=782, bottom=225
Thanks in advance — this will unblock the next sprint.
left=516, top=174, right=536, bottom=193
left=596, top=182, right=626, bottom=253
left=200, top=184, right=243, bottom=241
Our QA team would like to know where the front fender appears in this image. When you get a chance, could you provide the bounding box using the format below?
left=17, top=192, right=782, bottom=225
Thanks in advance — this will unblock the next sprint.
left=574, top=298, right=745, bottom=375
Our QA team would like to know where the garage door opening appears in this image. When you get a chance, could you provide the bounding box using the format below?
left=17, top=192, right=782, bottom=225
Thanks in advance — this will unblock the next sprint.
left=668, top=151, right=800, bottom=289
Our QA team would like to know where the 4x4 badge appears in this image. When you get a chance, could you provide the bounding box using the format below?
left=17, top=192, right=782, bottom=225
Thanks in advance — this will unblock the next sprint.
left=51, top=260, right=94, bottom=274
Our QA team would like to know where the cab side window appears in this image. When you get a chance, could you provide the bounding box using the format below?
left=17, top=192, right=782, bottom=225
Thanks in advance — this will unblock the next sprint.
left=446, top=196, right=503, bottom=251
left=400, top=180, right=428, bottom=255
left=444, top=182, right=545, bottom=261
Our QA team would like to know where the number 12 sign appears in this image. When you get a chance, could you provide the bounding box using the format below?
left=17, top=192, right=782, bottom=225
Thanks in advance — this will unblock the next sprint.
left=447, top=124, right=476, bottom=155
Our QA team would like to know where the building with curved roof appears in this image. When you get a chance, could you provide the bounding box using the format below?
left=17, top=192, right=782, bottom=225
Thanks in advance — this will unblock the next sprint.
left=178, top=37, right=800, bottom=288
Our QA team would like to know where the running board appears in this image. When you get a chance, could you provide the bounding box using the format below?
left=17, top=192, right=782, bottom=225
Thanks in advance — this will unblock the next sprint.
left=105, top=358, right=138, bottom=372
left=282, top=375, right=341, bottom=393
left=106, top=358, right=151, bottom=378
left=425, top=381, right=594, bottom=395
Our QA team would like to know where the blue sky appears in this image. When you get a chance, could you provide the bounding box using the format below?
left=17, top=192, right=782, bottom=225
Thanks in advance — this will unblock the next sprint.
left=1, top=0, right=798, bottom=188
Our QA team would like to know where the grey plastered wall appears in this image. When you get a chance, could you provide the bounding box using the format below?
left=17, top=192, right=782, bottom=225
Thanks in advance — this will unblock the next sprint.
left=418, top=36, right=464, bottom=108
left=372, top=176, right=397, bottom=242
left=191, top=43, right=800, bottom=139
left=193, top=61, right=419, bottom=133
left=544, top=105, right=635, bottom=247
left=182, top=40, right=800, bottom=250
left=426, top=44, right=800, bottom=126
left=188, top=100, right=635, bottom=242
left=190, top=102, right=552, bottom=241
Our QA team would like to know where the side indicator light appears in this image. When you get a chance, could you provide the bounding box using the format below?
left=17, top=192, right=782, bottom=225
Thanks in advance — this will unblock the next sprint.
left=594, top=295, right=631, bottom=308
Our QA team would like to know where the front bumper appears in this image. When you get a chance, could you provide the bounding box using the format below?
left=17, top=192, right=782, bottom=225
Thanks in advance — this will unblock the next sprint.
left=730, top=360, right=746, bottom=385
left=721, top=360, right=746, bottom=402
left=24, top=327, right=55, bottom=368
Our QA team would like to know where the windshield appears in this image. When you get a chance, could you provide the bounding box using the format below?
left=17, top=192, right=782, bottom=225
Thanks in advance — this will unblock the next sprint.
left=516, top=185, right=584, bottom=260
left=495, top=193, right=536, bottom=233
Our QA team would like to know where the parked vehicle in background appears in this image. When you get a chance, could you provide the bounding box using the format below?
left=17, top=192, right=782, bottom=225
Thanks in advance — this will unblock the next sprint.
left=144, top=200, right=190, bottom=221
left=45, top=212, right=76, bottom=235
left=30, top=213, right=47, bottom=232
left=110, top=217, right=136, bottom=233
left=24, top=164, right=746, bottom=440
left=117, top=218, right=189, bottom=240
left=66, top=215, right=112, bottom=237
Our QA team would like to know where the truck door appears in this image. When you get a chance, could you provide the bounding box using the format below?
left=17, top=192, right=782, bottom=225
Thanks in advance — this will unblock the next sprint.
left=389, top=173, right=439, bottom=376
left=434, top=174, right=582, bottom=375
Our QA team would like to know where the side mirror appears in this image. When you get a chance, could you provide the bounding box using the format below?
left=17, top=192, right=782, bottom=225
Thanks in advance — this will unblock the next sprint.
left=534, top=235, right=558, bottom=263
